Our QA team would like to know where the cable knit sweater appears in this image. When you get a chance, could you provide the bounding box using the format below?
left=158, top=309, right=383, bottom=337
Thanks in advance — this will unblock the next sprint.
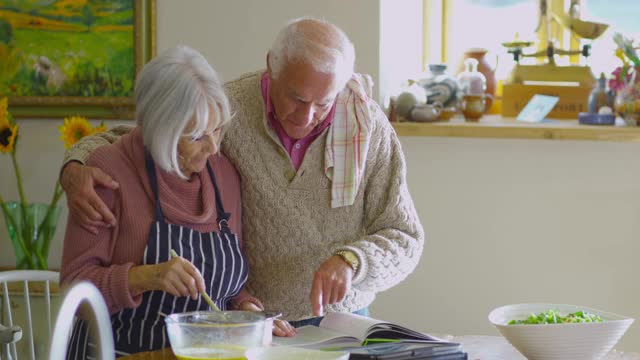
left=64, top=71, right=424, bottom=320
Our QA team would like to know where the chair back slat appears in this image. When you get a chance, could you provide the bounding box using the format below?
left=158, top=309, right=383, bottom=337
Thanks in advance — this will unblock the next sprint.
left=45, top=281, right=52, bottom=341
left=3, top=281, right=18, bottom=360
left=22, top=281, right=35, bottom=360
left=2, top=282, right=13, bottom=327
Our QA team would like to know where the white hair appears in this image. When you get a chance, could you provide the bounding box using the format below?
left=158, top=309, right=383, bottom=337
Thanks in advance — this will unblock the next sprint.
left=135, top=45, right=231, bottom=179
left=268, top=17, right=355, bottom=91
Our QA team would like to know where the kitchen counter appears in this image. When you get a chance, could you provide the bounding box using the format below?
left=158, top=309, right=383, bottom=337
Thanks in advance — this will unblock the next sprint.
left=120, top=335, right=639, bottom=359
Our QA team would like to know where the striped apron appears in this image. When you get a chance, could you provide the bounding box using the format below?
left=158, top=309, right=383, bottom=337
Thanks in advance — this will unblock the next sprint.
left=66, top=152, right=248, bottom=359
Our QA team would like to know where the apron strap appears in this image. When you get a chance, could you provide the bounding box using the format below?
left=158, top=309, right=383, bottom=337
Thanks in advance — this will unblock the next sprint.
left=206, top=159, right=231, bottom=230
left=144, top=149, right=165, bottom=222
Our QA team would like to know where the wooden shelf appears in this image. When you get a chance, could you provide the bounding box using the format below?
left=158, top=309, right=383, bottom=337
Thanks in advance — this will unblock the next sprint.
left=392, top=115, right=640, bottom=142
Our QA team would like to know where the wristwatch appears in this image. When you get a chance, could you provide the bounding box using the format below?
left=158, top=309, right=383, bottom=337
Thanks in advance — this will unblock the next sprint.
left=335, top=250, right=360, bottom=273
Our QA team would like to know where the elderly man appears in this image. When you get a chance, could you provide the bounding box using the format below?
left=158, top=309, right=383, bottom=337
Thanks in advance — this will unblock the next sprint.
left=60, top=18, right=424, bottom=333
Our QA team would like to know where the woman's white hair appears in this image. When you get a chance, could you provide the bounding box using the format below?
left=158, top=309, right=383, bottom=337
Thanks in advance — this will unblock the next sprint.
left=268, top=17, right=355, bottom=91
left=135, top=45, right=231, bottom=179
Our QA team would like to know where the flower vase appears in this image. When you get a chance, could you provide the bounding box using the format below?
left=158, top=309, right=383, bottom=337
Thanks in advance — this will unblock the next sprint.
left=2, top=201, right=62, bottom=269
left=614, top=70, right=640, bottom=126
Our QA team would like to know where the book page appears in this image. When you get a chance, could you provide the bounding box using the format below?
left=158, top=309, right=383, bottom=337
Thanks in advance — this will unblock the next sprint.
left=319, top=312, right=382, bottom=341
left=367, top=325, right=444, bottom=342
left=321, top=312, right=448, bottom=343
left=272, top=325, right=360, bottom=349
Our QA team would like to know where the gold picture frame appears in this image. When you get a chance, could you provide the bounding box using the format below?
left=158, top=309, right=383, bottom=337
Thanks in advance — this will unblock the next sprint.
left=1, top=0, right=156, bottom=119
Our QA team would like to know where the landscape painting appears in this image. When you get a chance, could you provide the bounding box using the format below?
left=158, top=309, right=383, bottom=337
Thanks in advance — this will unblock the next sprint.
left=0, top=0, right=155, bottom=118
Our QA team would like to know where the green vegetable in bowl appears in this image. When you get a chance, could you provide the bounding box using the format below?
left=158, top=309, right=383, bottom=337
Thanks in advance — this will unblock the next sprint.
left=508, top=309, right=604, bottom=325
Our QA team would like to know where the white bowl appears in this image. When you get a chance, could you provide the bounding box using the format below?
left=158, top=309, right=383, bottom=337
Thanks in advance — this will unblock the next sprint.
left=488, top=303, right=634, bottom=360
left=245, top=346, right=349, bottom=360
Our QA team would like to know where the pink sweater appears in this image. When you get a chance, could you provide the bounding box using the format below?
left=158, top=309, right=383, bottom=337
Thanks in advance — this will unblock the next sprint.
left=60, top=127, right=256, bottom=314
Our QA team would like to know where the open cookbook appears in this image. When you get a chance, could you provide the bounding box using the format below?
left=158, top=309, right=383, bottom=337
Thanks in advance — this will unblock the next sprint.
left=273, top=312, right=454, bottom=350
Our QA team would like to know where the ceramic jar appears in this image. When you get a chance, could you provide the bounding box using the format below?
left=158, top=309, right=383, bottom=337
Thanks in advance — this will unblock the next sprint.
left=456, top=48, right=496, bottom=109
left=417, top=64, right=460, bottom=108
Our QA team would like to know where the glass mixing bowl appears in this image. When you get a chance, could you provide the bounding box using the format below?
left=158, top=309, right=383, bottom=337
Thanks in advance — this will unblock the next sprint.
left=165, top=311, right=275, bottom=360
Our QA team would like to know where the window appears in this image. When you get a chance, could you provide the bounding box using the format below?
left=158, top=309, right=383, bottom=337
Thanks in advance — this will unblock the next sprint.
left=582, top=0, right=640, bottom=76
left=424, top=0, right=537, bottom=80
left=423, top=0, right=640, bottom=104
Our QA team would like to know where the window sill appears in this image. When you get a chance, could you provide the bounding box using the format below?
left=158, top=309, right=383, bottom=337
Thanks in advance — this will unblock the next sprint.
left=391, top=115, right=640, bottom=142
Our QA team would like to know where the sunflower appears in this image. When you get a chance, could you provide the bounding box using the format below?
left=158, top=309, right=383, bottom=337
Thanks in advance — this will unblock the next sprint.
left=59, top=116, right=94, bottom=149
left=0, top=118, right=18, bottom=154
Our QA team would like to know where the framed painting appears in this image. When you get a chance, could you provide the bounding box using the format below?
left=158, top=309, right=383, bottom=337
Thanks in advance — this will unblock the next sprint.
left=0, top=0, right=155, bottom=119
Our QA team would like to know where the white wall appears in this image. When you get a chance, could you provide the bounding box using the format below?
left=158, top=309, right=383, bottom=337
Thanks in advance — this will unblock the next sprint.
left=157, top=0, right=381, bottom=99
left=1, top=0, right=638, bottom=352
left=371, top=137, right=640, bottom=351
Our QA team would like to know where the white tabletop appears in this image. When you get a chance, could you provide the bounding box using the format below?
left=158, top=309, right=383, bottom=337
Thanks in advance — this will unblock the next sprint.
left=450, top=335, right=639, bottom=360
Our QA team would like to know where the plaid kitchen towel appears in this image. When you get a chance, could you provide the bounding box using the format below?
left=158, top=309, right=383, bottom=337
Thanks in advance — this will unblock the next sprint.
left=325, top=73, right=373, bottom=208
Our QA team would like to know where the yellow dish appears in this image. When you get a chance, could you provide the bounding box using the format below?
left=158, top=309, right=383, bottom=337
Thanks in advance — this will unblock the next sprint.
left=501, top=41, right=534, bottom=49
left=174, top=345, right=246, bottom=360
left=551, top=12, right=609, bottom=40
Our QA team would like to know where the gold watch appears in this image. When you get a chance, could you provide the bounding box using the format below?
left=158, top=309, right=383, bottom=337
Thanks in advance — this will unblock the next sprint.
left=335, top=250, right=360, bottom=273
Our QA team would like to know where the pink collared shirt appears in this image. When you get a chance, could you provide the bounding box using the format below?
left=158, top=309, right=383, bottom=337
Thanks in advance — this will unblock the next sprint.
left=261, top=72, right=336, bottom=170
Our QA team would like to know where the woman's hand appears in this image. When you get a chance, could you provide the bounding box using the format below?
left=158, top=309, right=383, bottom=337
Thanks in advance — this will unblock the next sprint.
left=272, top=318, right=297, bottom=337
left=129, top=257, right=206, bottom=300
left=237, top=301, right=297, bottom=337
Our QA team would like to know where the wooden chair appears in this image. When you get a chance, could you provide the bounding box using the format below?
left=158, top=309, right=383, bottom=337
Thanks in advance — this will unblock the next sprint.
left=0, top=270, right=59, bottom=360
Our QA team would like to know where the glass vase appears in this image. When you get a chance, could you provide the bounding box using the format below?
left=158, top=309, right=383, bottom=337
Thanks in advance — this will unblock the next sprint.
left=614, top=71, right=640, bottom=126
left=2, top=201, right=62, bottom=269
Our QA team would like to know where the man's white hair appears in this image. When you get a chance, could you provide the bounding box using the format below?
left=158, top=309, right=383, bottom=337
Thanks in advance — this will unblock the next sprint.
left=268, top=17, right=355, bottom=91
left=135, top=45, right=231, bottom=179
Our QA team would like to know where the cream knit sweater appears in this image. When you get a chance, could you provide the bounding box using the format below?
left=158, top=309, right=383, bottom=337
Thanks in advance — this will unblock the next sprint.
left=64, top=71, right=424, bottom=320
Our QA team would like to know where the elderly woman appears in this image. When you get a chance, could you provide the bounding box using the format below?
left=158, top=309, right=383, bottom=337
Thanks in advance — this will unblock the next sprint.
left=60, top=46, right=266, bottom=358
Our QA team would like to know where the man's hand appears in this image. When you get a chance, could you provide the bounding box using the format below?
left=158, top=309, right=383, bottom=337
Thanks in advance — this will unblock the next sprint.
left=60, top=162, right=119, bottom=234
left=238, top=301, right=297, bottom=337
left=310, top=255, right=353, bottom=317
